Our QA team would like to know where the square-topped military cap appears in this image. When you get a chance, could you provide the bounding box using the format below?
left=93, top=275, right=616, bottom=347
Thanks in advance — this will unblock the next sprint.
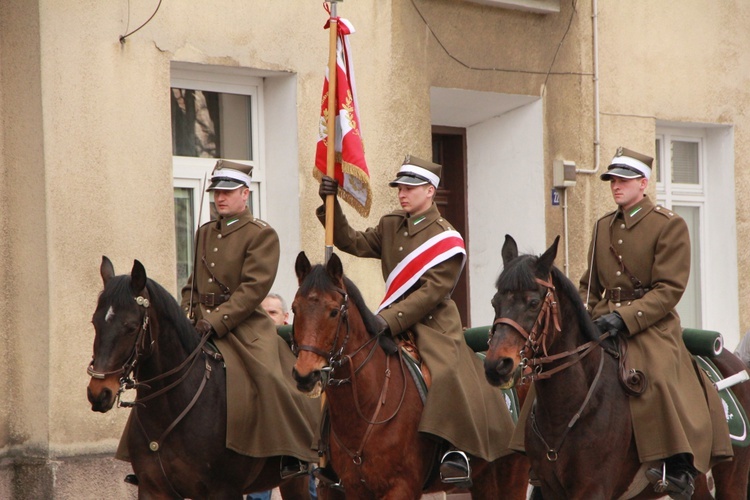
left=601, top=147, right=653, bottom=180
left=207, top=160, right=253, bottom=191
left=388, top=155, right=442, bottom=189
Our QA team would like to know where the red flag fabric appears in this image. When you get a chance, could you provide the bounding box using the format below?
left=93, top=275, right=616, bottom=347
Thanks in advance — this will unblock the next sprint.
left=314, top=17, right=371, bottom=217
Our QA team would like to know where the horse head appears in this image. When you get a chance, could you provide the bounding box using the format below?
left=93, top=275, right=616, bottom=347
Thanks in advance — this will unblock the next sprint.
left=87, top=256, right=153, bottom=412
left=484, top=235, right=564, bottom=388
left=291, top=251, right=351, bottom=398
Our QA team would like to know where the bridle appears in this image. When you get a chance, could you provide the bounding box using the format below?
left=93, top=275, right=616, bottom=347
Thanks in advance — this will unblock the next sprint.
left=490, top=275, right=605, bottom=383
left=87, top=291, right=153, bottom=399
left=490, top=273, right=613, bottom=462
left=293, top=282, right=408, bottom=467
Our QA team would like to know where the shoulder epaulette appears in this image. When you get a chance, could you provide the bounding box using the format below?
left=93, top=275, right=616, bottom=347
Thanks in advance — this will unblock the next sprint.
left=597, top=209, right=617, bottom=222
left=251, top=218, right=270, bottom=228
left=653, top=206, right=676, bottom=219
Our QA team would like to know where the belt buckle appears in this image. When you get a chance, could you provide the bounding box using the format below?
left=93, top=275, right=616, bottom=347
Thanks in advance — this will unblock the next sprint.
left=203, top=293, right=215, bottom=307
left=610, top=288, right=621, bottom=302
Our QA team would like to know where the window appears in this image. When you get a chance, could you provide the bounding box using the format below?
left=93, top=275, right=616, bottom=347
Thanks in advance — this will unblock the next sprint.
left=655, top=133, right=705, bottom=328
left=170, top=64, right=265, bottom=294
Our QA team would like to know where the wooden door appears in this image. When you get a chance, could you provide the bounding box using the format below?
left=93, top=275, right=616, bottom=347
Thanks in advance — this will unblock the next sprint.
left=432, top=126, right=471, bottom=327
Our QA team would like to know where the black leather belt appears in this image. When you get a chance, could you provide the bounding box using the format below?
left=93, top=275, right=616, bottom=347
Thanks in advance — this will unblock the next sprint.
left=199, top=293, right=230, bottom=307
left=605, top=287, right=649, bottom=302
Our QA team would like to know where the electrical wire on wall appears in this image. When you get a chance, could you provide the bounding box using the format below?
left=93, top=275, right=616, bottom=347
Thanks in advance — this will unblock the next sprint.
left=409, top=0, right=587, bottom=79
left=120, top=0, right=163, bottom=43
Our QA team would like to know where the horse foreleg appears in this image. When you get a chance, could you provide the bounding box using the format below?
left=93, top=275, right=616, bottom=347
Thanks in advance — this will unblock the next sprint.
left=278, top=475, right=314, bottom=500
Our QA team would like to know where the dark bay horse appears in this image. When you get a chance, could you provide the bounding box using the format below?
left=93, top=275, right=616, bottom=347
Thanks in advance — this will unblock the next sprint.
left=86, top=257, right=310, bottom=499
left=291, top=251, right=529, bottom=499
left=484, top=235, right=750, bottom=499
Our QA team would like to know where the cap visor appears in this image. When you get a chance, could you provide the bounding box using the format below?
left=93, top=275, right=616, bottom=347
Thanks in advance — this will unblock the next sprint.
left=388, top=176, right=428, bottom=187
left=600, top=167, right=643, bottom=181
left=207, top=179, right=244, bottom=191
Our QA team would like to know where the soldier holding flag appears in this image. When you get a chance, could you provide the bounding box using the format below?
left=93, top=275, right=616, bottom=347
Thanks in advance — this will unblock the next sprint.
left=317, top=156, right=516, bottom=488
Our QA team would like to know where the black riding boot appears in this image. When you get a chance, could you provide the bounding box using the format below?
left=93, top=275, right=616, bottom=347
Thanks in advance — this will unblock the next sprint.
left=646, top=453, right=697, bottom=500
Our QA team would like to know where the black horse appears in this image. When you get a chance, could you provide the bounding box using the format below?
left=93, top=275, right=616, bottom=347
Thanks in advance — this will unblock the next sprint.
left=86, top=257, right=310, bottom=499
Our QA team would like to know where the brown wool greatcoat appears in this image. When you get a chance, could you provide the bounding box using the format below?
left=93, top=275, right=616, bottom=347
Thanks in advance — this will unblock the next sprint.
left=317, top=201, right=514, bottom=461
left=180, top=208, right=319, bottom=461
left=578, top=195, right=732, bottom=472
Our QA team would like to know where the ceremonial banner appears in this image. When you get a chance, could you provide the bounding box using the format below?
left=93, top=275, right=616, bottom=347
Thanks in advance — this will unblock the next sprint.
left=314, top=16, right=371, bottom=217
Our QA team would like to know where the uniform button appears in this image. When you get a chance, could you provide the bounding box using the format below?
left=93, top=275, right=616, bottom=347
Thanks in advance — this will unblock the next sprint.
left=428, top=315, right=433, bottom=320
left=213, top=247, right=218, bottom=252
left=223, top=315, right=229, bottom=320
left=616, top=271, right=621, bottom=276
left=615, top=303, right=621, bottom=307
left=620, top=223, right=625, bottom=229
left=439, top=218, right=443, bottom=222
left=403, top=231, right=408, bottom=236
left=217, top=234, right=223, bottom=239
left=210, top=262, right=215, bottom=267
left=637, top=311, right=643, bottom=317
left=618, top=255, right=623, bottom=260
left=398, top=312, right=403, bottom=317
left=617, top=239, right=623, bottom=244
left=206, top=309, right=212, bottom=313
left=656, top=207, right=661, bottom=211
left=208, top=278, right=213, bottom=283
left=398, top=247, right=403, bottom=251
left=668, top=212, right=674, bottom=216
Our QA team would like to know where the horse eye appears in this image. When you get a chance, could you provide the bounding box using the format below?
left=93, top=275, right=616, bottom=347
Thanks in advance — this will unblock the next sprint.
left=329, top=308, right=339, bottom=318
left=529, top=299, right=540, bottom=308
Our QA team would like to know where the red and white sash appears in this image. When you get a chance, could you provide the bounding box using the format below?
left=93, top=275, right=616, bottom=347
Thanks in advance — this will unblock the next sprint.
left=376, top=230, right=466, bottom=313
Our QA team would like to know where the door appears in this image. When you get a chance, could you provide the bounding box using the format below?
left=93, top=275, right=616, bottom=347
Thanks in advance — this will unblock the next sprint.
left=432, top=126, right=470, bottom=326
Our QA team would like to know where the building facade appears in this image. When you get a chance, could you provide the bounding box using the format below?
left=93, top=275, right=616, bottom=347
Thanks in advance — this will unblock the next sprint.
left=1, top=0, right=748, bottom=496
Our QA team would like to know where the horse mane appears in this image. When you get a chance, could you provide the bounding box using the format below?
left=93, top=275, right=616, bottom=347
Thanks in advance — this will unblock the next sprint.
left=496, top=254, right=600, bottom=343
left=300, top=264, right=381, bottom=338
left=145, top=278, right=200, bottom=353
left=100, top=274, right=199, bottom=353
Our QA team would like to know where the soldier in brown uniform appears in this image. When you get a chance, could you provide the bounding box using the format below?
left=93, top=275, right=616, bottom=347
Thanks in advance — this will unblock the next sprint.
left=181, top=160, right=320, bottom=477
left=579, top=147, right=733, bottom=499
left=318, top=155, right=515, bottom=488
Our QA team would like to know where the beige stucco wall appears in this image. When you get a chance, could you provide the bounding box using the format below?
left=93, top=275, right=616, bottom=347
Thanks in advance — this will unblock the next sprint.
left=2, top=0, right=750, bottom=496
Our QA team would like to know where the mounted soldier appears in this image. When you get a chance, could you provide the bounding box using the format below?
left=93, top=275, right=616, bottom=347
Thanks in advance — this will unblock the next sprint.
left=579, top=147, right=733, bottom=498
left=317, top=155, right=516, bottom=488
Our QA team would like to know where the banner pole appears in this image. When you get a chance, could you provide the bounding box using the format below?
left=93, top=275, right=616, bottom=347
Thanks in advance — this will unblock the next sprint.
left=324, top=2, right=338, bottom=264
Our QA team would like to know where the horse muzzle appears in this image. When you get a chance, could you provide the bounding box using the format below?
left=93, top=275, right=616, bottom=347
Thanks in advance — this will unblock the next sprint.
left=484, top=356, right=518, bottom=388
left=87, top=376, right=119, bottom=412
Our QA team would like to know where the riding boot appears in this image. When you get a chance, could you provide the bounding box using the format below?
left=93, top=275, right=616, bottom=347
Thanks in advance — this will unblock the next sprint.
left=439, top=450, right=472, bottom=489
left=280, top=456, right=310, bottom=480
left=124, top=474, right=139, bottom=486
left=645, top=454, right=697, bottom=500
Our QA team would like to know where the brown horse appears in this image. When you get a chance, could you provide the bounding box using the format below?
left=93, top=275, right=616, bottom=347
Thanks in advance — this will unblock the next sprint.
left=86, top=257, right=311, bottom=499
left=484, top=235, right=750, bottom=499
left=290, top=251, right=529, bottom=499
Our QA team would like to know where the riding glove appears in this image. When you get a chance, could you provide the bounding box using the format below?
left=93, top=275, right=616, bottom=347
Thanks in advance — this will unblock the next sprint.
left=195, top=318, right=214, bottom=337
left=593, top=312, right=627, bottom=337
left=319, top=175, right=339, bottom=201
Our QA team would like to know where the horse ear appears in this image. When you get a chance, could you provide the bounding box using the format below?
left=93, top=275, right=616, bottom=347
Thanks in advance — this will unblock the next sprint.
left=501, top=235, right=519, bottom=267
left=326, top=253, right=344, bottom=283
left=295, top=251, right=312, bottom=284
left=130, top=260, right=147, bottom=294
left=101, top=256, right=115, bottom=285
left=537, top=236, right=560, bottom=276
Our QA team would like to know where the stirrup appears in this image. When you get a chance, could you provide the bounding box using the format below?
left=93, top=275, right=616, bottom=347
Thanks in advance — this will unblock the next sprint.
left=312, top=466, right=345, bottom=492
left=647, top=463, right=670, bottom=494
left=439, top=450, right=472, bottom=488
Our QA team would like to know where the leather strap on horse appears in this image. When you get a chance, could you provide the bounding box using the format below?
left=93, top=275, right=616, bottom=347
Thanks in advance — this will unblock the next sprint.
left=614, top=337, right=647, bottom=396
